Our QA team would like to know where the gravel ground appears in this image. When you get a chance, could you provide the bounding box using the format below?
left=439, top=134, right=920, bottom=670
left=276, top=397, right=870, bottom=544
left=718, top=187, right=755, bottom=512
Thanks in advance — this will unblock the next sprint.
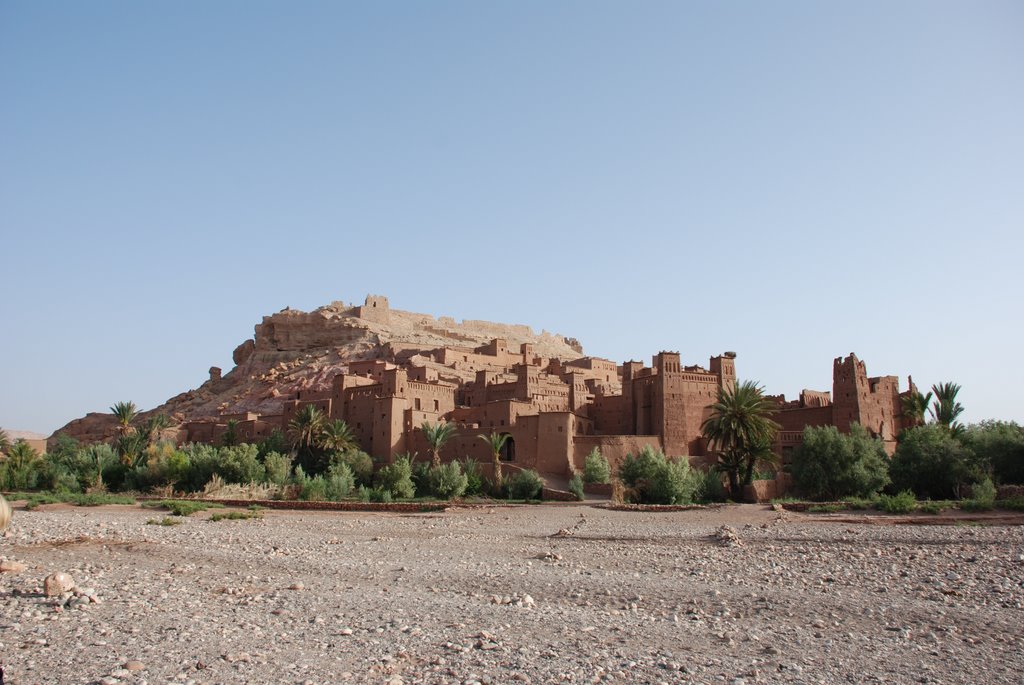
left=1, top=503, right=1023, bottom=685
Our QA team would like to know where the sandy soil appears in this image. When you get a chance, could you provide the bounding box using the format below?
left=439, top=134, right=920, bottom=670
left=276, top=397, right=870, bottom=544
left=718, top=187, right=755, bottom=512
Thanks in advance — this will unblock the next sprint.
left=1, top=503, right=1022, bottom=684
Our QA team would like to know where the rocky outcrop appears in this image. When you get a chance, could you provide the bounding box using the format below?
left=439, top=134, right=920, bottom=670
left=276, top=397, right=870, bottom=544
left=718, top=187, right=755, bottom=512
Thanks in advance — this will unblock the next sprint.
left=50, top=296, right=585, bottom=446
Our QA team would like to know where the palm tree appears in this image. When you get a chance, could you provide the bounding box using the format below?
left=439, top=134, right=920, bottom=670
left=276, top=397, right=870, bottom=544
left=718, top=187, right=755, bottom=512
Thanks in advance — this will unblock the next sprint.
left=320, top=419, right=356, bottom=453
left=900, top=389, right=933, bottom=428
left=116, top=431, right=148, bottom=467
left=422, top=421, right=457, bottom=467
left=701, top=380, right=780, bottom=497
left=929, top=382, right=965, bottom=432
left=289, top=405, right=326, bottom=451
left=6, top=439, right=40, bottom=470
left=0, top=428, right=10, bottom=457
left=221, top=419, right=240, bottom=447
left=478, top=431, right=510, bottom=485
left=110, top=401, right=138, bottom=437
left=144, top=414, right=171, bottom=444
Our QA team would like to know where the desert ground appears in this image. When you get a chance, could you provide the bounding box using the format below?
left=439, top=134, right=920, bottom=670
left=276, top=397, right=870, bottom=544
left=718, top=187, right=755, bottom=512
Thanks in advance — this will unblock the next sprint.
left=1, top=502, right=1022, bottom=685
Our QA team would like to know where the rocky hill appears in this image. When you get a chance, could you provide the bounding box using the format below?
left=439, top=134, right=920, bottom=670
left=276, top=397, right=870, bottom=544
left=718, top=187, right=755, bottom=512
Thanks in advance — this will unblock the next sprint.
left=50, top=296, right=585, bottom=446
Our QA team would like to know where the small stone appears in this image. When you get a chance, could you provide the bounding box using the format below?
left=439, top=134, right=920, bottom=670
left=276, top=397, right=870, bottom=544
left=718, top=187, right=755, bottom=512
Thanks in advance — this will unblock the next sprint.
left=289, top=582, right=305, bottom=591
left=124, top=661, right=145, bottom=672
left=0, top=560, right=27, bottom=573
left=44, top=572, right=75, bottom=597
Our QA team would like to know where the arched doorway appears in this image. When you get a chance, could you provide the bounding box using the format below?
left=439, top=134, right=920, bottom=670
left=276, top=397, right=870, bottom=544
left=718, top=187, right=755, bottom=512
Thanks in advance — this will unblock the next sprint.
left=500, top=434, right=515, bottom=462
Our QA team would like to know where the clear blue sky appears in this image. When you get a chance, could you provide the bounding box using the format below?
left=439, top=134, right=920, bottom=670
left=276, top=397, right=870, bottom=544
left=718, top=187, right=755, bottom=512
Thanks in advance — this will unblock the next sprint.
left=2, top=2, right=1021, bottom=435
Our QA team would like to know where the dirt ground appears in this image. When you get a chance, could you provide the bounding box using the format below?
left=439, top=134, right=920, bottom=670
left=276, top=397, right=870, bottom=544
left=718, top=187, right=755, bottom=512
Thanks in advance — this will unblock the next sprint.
left=1, top=502, right=1022, bottom=684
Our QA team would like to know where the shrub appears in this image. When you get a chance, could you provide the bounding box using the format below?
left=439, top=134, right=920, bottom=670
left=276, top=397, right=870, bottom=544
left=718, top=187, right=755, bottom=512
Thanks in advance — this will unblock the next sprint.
left=411, top=460, right=432, bottom=497
left=375, top=457, right=415, bottom=499
left=697, top=469, right=728, bottom=503
left=618, top=446, right=663, bottom=488
left=330, top=449, right=375, bottom=486
left=877, top=490, right=916, bottom=514
left=325, top=462, right=355, bottom=500
left=568, top=473, right=584, bottom=501
left=154, top=500, right=214, bottom=517
left=177, top=444, right=220, bottom=492
left=360, top=486, right=393, bottom=503
left=217, top=444, right=265, bottom=484
left=209, top=510, right=262, bottom=522
left=461, top=458, right=485, bottom=496
left=961, top=421, right=1024, bottom=485
left=890, top=425, right=979, bottom=499
left=790, top=425, right=890, bottom=501
left=644, top=457, right=701, bottom=505
left=257, top=429, right=290, bottom=458
left=582, top=448, right=611, bottom=484
left=618, top=446, right=700, bottom=505
left=262, top=451, right=293, bottom=486
left=971, top=477, right=997, bottom=506
left=429, top=462, right=468, bottom=499
left=507, top=469, right=544, bottom=500
left=147, top=516, right=182, bottom=526
left=298, top=475, right=329, bottom=501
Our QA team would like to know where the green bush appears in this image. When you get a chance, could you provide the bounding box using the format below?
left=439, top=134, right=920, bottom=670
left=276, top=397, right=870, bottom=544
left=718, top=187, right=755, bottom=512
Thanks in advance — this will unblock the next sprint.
left=257, top=429, right=290, bottom=458
left=790, top=424, right=890, bottom=501
left=298, top=475, right=329, bottom=501
left=429, top=462, right=468, bottom=499
left=877, top=490, right=916, bottom=514
left=411, top=459, right=432, bottom=497
left=359, top=486, right=393, bottom=503
left=209, top=510, right=262, bottom=522
left=972, top=477, right=997, bottom=506
left=961, top=421, right=1024, bottom=485
left=697, top=469, right=728, bottom=503
left=507, top=469, right=544, bottom=500
left=325, top=462, right=355, bottom=500
left=461, top=458, right=485, bottom=496
left=582, top=448, right=611, bottom=484
left=618, top=446, right=700, bottom=505
left=262, top=451, right=293, bottom=486
left=177, top=444, right=220, bottom=492
left=568, top=473, right=584, bottom=501
left=618, top=446, right=663, bottom=488
left=375, top=457, right=415, bottom=499
left=890, top=425, right=979, bottom=500
left=330, top=449, right=375, bottom=486
left=154, top=500, right=214, bottom=517
left=216, top=444, right=265, bottom=484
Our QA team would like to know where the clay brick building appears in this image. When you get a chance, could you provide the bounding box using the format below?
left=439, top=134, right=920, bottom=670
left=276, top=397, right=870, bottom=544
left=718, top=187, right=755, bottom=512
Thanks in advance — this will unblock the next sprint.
left=184, top=296, right=915, bottom=477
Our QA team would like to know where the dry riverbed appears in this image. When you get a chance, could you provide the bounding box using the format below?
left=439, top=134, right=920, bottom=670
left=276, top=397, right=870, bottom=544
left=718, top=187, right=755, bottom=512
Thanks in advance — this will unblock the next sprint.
left=1, top=503, right=1022, bottom=684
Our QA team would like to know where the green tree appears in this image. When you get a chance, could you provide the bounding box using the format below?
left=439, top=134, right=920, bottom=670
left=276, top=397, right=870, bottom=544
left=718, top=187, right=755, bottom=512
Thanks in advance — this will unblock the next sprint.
left=961, top=421, right=1024, bottom=485
left=144, top=414, right=171, bottom=444
left=320, top=419, right=357, bottom=452
left=110, top=401, right=138, bottom=437
left=422, top=421, right=458, bottom=468
left=701, top=380, right=780, bottom=497
left=289, top=405, right=326, bottom=451
left=900, top=389, right=933, bottom=428
left=221, top=419, right=240, bottom=447
left=582, top=448, right=611, bottom=484
left=0, top=428, right=11, bottom=456
left=478, top=431, right=510, bottom=485
left=890, top=424, right=980, bottom=499
left=790, top=424, right=890, bottom=500
left=929, top=382, right=965, bottom=433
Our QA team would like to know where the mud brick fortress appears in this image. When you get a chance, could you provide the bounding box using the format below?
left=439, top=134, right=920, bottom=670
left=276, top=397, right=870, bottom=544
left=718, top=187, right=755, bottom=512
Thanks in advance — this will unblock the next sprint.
left=180, top=296, right=917, bottom=477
